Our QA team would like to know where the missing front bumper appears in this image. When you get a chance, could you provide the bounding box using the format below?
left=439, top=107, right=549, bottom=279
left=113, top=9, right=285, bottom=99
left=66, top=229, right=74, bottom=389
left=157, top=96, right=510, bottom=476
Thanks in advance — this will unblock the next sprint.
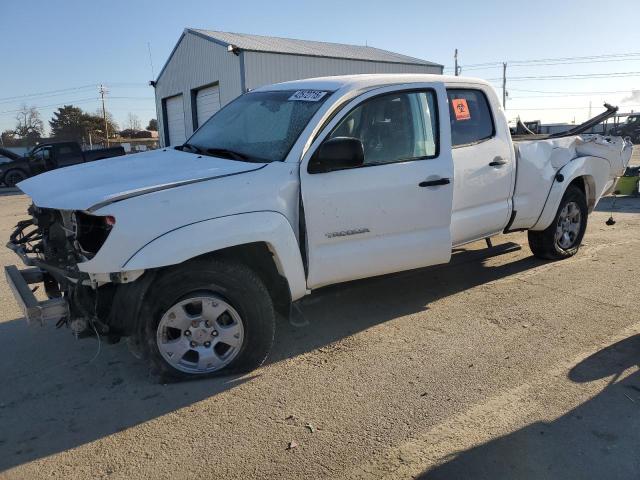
left=4, top=265, right=69, bottom=326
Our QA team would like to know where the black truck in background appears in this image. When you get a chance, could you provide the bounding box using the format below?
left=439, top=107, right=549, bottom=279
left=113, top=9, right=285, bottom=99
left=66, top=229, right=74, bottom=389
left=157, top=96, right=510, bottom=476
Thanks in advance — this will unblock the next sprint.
left=0, top=142, right=125, bottom=187
left=610, top=113, right=640, bottom=143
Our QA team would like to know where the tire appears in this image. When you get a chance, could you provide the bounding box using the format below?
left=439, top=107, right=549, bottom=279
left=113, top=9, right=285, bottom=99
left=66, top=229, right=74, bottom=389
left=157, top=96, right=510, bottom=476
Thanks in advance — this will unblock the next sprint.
left=3, top=169, right=28, bottom=187
left=528, top=185, right=588, bottom=260
left=141, top=257, right=275, bottom=381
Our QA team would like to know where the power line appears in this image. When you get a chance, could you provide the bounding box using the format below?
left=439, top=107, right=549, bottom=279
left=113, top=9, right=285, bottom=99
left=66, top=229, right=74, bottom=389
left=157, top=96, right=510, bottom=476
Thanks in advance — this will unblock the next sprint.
left=506, top=104, right=640, bottom=111
left=0, top=82, right=150, bottom=104
left=455, top=51, right=640, bottom=70
left=486, top=71, right=640, bottom=81
left=0, top=84, right=97, bottom=102
left=508, top=88, right=632, bottom=94
left=0, top=97, right=99, bottom=116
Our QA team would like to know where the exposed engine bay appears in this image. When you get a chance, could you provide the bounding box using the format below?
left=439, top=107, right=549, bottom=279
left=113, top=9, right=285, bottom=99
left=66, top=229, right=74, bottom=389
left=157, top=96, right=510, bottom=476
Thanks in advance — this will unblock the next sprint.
left=7, top=205, right=138, bottom=340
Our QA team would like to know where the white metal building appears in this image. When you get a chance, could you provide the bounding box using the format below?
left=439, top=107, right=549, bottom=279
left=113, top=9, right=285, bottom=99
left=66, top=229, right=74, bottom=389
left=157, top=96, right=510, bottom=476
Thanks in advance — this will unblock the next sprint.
left=153, top=29, right=443, bottom=146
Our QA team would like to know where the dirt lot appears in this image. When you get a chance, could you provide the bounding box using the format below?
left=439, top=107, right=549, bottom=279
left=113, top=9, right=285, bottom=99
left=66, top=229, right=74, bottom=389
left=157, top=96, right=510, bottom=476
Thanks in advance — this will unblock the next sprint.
left=0, top=179, right=639, bottom=478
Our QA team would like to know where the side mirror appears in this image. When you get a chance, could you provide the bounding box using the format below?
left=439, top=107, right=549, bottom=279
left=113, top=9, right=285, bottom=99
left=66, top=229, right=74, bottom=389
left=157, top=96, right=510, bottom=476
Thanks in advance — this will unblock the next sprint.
left=308, top=137, right=364, bottom=174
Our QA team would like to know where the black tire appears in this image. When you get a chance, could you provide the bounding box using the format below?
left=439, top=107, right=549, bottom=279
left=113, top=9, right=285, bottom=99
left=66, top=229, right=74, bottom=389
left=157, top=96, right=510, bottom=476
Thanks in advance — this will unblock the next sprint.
left=3, top=169, right=27, bottom=187
left=141, top=257, right=275, bottom=381
left=528, top=185, right=588, bottom=260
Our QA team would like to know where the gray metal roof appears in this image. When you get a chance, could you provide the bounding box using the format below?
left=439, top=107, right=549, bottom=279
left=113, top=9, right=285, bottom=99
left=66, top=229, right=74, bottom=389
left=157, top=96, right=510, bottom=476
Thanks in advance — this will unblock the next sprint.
left=187, top=28, right=442, bottom=67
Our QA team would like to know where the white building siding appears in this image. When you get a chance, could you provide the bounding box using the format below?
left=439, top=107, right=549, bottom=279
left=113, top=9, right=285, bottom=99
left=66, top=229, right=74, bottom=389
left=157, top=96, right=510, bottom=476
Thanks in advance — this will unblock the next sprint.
left=155, top=33, right=242, bottom=146
left=242, top=51, right=441, bottom=91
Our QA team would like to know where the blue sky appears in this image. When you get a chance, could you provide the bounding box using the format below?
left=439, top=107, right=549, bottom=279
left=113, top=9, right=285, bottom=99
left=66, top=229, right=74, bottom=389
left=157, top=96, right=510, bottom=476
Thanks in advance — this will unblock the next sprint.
left=2, top=0, right=640, bottom=134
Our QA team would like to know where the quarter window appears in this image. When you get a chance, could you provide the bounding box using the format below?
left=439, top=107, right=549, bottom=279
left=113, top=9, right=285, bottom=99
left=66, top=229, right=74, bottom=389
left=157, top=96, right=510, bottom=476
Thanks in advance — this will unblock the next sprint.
left=327, top=91, right=438, bottom=165
left=447, top=89, right=494, bottom=147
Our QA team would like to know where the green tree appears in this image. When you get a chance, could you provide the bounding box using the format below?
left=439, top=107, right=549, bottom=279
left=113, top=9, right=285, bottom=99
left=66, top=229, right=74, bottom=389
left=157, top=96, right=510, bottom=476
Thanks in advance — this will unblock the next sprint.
left=146, top=118, right=158, bottom=131
left=49, top=105, right=86, bottom=141
left=49, top=105, right=118, bottom=143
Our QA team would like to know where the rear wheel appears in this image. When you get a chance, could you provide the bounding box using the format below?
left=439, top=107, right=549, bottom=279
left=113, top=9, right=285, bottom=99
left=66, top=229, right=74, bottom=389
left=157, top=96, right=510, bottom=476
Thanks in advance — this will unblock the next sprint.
left=3, top=169, right=27, bottom=187
left=142, top=258, right=275, bottom=381
left=528, top=185, right=588, bottom=260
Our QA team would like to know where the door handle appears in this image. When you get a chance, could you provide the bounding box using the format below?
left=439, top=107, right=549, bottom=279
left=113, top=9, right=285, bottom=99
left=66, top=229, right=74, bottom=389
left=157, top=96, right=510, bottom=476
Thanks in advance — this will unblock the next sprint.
left=419, top=177, right=451, bottom=187
left=489, top=157, right=508, bottom=167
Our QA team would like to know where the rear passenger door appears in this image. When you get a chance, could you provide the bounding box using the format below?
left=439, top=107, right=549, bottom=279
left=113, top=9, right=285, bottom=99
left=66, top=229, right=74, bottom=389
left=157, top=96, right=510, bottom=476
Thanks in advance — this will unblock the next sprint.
left=446, top=87, right=515, bottom=246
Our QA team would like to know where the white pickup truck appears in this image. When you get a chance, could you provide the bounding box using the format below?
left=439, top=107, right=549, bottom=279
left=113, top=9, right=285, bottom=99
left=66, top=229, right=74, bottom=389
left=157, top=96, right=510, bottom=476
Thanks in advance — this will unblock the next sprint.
left=5, top=74, right=632, bottom=380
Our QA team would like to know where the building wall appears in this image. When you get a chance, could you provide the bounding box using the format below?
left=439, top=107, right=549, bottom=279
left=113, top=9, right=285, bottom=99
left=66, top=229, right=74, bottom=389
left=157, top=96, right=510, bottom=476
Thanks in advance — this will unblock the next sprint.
left=243, top=51, right=442, bottom=91
left=155, top=33, right=242, bottom=146
left=155, top=32, right=442, bottom=146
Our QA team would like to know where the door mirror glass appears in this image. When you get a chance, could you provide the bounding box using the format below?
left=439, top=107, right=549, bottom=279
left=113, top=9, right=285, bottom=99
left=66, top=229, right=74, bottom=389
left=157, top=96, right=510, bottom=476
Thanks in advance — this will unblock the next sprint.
left=308, top=136, right=364, bottom=173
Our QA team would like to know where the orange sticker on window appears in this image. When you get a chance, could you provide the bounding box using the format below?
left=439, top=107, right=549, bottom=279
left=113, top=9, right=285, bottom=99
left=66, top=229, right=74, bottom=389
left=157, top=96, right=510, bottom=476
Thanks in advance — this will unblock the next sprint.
left=452, top=98, right=471, bottom=121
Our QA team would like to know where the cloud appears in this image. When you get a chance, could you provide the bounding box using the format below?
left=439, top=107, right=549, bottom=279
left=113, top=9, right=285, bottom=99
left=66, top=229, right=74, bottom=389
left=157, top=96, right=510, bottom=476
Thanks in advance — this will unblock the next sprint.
left=621, top=90, right=640, bottom=103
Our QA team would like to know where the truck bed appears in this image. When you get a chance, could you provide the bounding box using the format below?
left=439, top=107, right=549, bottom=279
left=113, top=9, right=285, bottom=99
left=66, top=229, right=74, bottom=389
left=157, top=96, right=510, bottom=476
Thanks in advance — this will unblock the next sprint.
left=509, top=134, right=632, bottom=230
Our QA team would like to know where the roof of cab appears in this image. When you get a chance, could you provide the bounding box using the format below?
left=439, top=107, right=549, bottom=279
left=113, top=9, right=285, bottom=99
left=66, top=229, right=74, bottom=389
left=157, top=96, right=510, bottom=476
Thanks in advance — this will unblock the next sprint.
left=251, top=74, right=493, bottom=94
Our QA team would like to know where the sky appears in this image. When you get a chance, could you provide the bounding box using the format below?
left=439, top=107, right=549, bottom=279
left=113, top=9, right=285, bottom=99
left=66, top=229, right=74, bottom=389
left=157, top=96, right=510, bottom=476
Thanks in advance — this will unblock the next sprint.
left=2, top=0, right=640, bottom=135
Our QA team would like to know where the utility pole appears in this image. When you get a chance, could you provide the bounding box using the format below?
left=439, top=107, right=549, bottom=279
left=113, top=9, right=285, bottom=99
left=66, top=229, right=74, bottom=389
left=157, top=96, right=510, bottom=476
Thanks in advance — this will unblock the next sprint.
left=502, top=62, right=507, bottom=109
left=99, top=84, right=110, bottom=147
left=454, top=49, right=459, bottom=76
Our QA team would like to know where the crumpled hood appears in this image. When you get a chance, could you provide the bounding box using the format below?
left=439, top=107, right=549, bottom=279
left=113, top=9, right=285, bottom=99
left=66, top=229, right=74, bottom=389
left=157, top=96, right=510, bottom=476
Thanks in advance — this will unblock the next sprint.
left=17, top=148, right=266, bottom=211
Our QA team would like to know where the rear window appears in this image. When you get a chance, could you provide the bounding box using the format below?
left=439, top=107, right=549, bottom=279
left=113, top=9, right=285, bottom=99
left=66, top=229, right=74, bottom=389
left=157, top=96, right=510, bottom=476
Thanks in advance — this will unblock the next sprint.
left=446, top=89, right=494, bottom=147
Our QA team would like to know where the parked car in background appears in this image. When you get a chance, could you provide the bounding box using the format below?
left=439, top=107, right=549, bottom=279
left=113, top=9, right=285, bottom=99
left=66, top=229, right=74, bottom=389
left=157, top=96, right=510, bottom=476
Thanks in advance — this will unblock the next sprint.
left=4, top=74, right=632, bottom=381
left=0, top=148, right=23, bottom=185
left=0, top=142, right=125, bottom=187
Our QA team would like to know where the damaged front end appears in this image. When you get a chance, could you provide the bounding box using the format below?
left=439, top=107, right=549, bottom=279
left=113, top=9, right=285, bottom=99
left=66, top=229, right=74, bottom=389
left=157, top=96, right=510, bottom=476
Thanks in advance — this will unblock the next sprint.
left=5, top=205, right=145, bottom=341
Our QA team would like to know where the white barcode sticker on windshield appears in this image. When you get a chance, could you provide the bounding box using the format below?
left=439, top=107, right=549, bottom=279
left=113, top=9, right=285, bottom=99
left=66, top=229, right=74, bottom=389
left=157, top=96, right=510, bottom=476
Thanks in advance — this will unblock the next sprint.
left=288, top=90, right=327, bottom=102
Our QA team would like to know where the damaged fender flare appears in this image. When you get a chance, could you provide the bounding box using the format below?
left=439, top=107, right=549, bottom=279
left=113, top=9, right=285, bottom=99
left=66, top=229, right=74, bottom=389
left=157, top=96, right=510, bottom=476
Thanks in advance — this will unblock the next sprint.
left=530, top=156, right=610, bottom=231
left=122, top=211, right=307, bottom=302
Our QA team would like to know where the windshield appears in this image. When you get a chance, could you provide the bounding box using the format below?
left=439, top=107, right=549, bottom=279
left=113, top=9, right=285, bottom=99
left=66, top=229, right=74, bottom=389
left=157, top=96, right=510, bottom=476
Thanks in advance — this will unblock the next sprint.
left=186, top=90, right=331, bottom=162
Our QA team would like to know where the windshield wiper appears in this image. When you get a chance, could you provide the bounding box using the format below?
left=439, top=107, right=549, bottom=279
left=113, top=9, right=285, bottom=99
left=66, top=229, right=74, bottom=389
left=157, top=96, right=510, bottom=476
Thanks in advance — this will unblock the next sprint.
left=205, top=148, right=262, bottom=162
left=180, top=143, right=204, bottom=154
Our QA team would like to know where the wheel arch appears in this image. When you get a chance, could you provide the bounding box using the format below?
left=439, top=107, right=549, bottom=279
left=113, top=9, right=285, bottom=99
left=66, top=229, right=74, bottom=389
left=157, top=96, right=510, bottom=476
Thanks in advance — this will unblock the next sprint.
left=530, top=156, right=610, bottom=231
left=122, top=211, right=307, bottom=302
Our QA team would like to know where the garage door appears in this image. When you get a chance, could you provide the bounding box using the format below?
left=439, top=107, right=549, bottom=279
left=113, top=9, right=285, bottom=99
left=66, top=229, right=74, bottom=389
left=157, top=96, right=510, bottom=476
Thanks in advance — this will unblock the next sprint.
left=195, top=85, right=221, bottom=129
left=165, top=95, right=186, bottom=146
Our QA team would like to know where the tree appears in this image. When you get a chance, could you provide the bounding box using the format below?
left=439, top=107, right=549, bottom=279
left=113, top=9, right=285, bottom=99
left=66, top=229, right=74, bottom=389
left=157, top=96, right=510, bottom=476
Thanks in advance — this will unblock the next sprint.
left=127, top=113, right=141, bottom=131
left=146, top=118, right=158, bottom=131
left=93, top=109, right=119, bottom=135
left=1, top=130, right=18, bottom=147
left=49, top=105, right=86, bottom=141
left=50, top=105, right=118, bottom=143
left=13, top=104, right=44, bottom=141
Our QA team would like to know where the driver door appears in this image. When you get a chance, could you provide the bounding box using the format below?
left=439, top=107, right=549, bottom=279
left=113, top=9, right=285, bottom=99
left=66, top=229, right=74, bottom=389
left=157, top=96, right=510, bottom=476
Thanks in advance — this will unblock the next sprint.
left=29, top=146, right=50, bottom=175
left=300, top=84, right=454, bottom=289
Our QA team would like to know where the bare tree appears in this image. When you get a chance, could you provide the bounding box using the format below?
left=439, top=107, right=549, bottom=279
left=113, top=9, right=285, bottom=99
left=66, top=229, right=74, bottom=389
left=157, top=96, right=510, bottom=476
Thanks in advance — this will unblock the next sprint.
left=13, top=104, right=44, bottom=140
left=127, top=112, right=142, bottom=131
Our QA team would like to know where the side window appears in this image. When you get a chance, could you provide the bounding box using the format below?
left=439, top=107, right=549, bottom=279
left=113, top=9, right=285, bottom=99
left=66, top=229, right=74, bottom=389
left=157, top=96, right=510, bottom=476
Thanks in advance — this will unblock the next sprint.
left=446, top=89, right=494, bottom=147
left=57, top=146, right=73, bottom=155
left=327, top=91, right=438, bottom=165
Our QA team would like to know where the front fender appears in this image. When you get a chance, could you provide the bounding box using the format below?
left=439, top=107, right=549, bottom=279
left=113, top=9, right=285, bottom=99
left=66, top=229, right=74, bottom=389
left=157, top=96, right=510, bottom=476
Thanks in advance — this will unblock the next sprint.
left=531, top=156, right=612, bottom=231
left=123, top=211, right=307, bottom=301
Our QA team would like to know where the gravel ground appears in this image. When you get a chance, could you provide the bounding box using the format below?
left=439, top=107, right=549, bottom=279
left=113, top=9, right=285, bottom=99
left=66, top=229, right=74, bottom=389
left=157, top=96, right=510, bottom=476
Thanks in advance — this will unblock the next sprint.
left=0, top=173, right=639, bottom=479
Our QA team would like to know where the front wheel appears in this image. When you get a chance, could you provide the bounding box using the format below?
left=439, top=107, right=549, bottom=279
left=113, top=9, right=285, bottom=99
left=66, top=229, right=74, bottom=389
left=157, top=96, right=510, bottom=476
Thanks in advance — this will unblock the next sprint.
left=528, top=185, right=588, bottom=260
left=142, top=258, right=275, bottom=381
left=3, top=169, right=28, bottom=187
